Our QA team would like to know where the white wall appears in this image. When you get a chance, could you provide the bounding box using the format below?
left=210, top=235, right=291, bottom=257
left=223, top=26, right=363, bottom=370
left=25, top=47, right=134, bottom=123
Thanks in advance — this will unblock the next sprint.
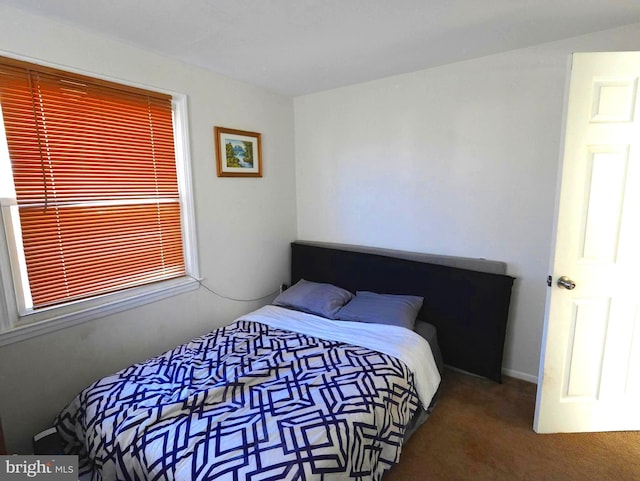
left=294, top=24, right=640, bottom=381
left=0, top=5, right=296, bottom=453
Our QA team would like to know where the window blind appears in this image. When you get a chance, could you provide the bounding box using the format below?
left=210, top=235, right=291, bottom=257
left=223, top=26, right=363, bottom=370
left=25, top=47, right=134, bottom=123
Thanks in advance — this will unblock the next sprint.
left=0, top=58, right=186, bottom=309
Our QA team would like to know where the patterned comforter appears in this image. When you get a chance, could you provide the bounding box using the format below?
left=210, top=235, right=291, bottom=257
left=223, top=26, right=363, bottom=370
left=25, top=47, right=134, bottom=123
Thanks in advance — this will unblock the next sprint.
left=56, top=306, right=440, bottom=481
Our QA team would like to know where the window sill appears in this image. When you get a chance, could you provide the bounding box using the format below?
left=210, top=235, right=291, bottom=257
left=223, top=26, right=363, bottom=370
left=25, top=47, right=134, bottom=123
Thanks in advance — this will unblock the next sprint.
left=0, top=276, right=199, bottom=347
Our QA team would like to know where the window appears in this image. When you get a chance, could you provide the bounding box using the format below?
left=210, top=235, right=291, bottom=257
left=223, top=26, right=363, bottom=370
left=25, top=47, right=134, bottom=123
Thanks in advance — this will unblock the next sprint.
left=0, top=56, right=197, bottom=338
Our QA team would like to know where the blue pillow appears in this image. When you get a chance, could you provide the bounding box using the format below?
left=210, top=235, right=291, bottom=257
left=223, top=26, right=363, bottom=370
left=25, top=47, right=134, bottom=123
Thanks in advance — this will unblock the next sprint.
left=272, top=279, right=353, bottom=319
left=335, top=291, right=423, bottom=329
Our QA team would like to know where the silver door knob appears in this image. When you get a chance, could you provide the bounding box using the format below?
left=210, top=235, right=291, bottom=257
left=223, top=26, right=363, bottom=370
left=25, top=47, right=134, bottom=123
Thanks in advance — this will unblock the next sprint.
left=557, top=276, right=576, bottom=290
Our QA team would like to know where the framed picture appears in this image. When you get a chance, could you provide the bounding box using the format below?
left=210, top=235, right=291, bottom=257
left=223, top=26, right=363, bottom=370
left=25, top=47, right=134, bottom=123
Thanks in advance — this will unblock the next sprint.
left=215, top=126, right=262, bottom=177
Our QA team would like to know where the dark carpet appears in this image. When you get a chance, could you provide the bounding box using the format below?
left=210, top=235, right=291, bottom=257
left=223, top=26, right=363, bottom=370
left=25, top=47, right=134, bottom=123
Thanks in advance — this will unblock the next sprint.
left=384, top=369, right=640, bottom=481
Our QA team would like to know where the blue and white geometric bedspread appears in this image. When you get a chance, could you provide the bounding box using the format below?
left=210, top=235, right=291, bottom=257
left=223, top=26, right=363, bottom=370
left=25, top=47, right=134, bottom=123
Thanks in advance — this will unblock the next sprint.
left=55, top=306, right=440, bottom=481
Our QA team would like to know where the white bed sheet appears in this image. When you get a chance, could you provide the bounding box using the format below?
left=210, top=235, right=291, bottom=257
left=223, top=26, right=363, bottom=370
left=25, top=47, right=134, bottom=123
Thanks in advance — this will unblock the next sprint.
left=240, top=305, right=442, bottom=409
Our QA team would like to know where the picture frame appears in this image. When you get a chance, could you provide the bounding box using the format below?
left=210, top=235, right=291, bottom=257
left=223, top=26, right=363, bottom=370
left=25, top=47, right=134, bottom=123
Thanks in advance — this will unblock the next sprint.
left=214, top=126, right=262, bottom=177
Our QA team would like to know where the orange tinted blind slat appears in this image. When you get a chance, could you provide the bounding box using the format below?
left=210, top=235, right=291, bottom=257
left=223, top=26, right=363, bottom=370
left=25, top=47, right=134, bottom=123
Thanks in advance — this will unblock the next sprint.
left=0, top=57, right=185, bottom=309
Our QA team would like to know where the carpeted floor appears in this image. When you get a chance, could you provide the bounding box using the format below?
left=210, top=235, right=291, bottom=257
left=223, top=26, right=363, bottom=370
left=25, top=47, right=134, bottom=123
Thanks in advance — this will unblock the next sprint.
left=384, top=369, right=640, bottom=481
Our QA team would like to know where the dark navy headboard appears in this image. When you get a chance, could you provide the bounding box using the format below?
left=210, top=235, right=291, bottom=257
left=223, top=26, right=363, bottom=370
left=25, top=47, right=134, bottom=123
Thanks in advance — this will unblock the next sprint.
left=290, top=241, right=515, bottom=383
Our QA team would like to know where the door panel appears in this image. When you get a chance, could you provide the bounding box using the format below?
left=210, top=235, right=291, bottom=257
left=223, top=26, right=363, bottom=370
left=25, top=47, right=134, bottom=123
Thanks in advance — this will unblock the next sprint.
left=581, top=147, right=627, bottom=262
left=564, top=298, right=609, bottom=400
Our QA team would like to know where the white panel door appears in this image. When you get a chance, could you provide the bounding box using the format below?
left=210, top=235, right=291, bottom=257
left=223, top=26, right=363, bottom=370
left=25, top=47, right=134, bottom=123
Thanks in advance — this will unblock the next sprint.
left=534, top=52, right=640, bottom=433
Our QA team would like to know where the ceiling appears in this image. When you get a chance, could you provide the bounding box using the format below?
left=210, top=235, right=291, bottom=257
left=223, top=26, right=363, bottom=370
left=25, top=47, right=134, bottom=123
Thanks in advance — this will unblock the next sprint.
left=2, top=0, right=640, bottom=96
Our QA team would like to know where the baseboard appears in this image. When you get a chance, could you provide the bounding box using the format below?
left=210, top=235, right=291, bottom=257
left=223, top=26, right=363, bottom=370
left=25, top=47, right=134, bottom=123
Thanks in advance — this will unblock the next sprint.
left=503, top=368, right=538, bottom=385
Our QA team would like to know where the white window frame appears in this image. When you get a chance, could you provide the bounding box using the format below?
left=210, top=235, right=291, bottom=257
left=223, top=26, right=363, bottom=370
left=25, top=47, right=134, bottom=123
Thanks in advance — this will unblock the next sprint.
left=0, top=67, right=199, bottom=347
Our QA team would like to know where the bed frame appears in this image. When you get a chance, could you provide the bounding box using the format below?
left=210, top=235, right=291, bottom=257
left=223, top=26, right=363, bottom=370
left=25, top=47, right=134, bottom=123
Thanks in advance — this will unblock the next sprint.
left=290, top=241, right=515, bottom=382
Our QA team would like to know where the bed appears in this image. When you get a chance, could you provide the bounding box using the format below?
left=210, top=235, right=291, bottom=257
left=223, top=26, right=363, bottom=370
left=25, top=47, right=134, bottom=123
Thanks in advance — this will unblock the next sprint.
left=54, top=241, right=514, bottom=481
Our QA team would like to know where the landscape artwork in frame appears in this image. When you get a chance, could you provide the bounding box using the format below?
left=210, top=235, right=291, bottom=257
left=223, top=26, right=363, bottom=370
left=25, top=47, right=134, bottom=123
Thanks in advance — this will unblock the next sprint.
left=215, top=126, right=262, bottom=177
